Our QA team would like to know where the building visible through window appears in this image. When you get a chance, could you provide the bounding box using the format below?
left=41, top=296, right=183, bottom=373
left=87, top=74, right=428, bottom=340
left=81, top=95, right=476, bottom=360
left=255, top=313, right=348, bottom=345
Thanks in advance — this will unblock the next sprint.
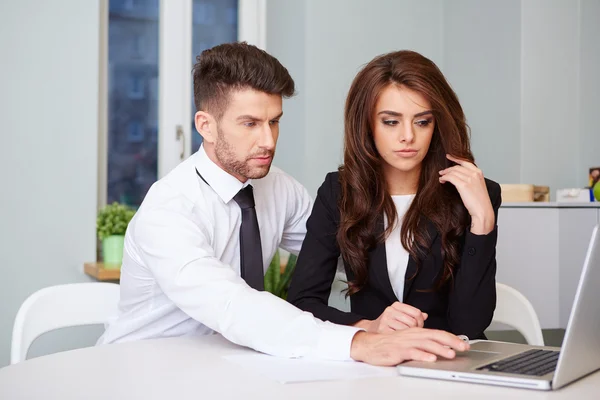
left=107, top=0, right=238, bottom=207
left=108, top=0, right=159, bottom=206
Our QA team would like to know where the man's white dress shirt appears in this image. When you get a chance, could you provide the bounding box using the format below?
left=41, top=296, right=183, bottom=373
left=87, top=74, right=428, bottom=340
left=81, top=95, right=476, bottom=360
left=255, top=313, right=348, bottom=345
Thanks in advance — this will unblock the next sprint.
left=97, top=145, right=360, bottom=360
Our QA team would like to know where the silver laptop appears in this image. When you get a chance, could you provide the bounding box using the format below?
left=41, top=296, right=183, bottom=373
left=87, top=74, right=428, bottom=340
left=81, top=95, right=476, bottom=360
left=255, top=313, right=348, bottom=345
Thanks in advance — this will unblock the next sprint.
left=397, top=225, right=600, bottom=390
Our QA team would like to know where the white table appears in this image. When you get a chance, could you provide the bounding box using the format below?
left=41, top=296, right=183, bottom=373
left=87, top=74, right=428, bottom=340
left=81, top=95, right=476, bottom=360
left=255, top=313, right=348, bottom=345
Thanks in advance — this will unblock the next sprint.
left=0, top=335, right=598, bottom=399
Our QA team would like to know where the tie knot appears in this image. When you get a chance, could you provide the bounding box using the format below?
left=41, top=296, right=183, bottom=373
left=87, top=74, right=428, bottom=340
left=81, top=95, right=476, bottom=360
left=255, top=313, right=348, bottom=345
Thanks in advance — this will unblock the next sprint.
left=233, top=185, right=255, bottom=209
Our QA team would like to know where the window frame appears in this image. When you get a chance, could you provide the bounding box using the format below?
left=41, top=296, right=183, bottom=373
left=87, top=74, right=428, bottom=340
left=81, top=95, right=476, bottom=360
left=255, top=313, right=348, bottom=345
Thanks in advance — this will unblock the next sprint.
left=97, top=0, right=266, bottom=209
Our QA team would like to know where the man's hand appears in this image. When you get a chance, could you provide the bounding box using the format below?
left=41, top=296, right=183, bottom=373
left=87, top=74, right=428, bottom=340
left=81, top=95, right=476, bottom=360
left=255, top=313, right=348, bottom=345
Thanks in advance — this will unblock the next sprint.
left=350, top=328, right=469, bottom=366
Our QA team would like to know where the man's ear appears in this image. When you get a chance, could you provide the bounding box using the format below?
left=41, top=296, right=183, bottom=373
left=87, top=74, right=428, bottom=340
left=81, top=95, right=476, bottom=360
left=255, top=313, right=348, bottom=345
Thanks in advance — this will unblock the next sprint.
left=195, top=111, right=217, bottom=143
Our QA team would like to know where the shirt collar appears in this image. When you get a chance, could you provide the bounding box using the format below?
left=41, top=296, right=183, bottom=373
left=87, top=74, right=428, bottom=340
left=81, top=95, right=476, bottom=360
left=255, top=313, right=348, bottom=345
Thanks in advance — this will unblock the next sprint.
left=194, top=144, right=251, bottom=204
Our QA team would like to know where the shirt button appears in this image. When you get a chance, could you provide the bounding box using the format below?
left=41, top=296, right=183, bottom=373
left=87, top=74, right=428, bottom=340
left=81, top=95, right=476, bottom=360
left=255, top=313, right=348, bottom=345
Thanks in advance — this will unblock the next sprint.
left=468, top=247, right=476, bottom=256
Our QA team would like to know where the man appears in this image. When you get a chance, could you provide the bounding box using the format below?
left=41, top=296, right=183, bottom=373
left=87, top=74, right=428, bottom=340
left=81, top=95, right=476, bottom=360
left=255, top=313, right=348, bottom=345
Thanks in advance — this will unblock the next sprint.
left=98, top=42, right=467, bottom=366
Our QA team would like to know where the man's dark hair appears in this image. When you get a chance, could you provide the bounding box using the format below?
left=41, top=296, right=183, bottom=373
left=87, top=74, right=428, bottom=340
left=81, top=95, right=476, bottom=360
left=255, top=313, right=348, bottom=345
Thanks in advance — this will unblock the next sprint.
left=193, top=42, right=295, bottom=119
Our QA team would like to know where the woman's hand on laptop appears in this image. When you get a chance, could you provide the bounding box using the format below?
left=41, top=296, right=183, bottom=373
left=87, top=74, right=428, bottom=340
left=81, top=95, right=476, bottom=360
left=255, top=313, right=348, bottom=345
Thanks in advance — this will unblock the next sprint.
left=353, top=302, right=428, bottom=333
left=350, top=328, right=469, bottom=367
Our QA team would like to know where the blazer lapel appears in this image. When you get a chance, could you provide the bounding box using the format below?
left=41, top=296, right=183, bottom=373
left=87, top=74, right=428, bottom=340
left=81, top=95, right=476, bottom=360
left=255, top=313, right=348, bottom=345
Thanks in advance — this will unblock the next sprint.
left=369, top=217, right=398, bottom=304
left=403, top=258, right=418, bottom=302
left=403, top=218, right=439, bottom=301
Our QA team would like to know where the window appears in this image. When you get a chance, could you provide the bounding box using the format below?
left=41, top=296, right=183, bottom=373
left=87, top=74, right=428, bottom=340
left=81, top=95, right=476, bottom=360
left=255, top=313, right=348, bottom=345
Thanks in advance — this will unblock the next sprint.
left=106, top=0, right=159, bottom=206
left=132, top=34, right=145, bottom=58
left=112, top=0, right=133, bottom=11
left=193, top=2, right=216, bottom=25
left=127, top=120, right=145, bottom=142
left=128, top=73, right=145, bottom=99
left=148, top=76, right=158, bottom=100
left=191, top=0, right=238, bottom=152
left=101, top=0, right=264, bottom=208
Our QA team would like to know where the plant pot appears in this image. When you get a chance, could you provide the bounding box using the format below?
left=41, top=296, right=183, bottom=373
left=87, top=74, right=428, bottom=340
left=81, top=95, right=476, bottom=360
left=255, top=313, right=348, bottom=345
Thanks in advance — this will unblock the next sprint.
left=102, top=235, right=125, bottom=268
left=594, top=183, right=600, bottom=202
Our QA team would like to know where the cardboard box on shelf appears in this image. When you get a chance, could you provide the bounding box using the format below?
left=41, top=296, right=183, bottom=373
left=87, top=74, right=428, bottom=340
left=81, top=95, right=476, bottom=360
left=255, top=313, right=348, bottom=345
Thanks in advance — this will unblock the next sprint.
left=500, top=184, right=549, bottom=203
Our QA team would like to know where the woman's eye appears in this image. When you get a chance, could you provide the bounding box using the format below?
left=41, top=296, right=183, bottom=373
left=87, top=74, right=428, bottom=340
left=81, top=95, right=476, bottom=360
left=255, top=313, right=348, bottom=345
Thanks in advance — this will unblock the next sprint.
left=383, top=120, right=398, bottom=126
left=415, top=118, right=433, bottom=127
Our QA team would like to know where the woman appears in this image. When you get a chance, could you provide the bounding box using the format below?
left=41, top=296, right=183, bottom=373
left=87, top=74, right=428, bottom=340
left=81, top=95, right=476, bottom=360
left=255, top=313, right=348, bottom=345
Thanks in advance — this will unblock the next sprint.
left=287, top=50, right=501, bottom=340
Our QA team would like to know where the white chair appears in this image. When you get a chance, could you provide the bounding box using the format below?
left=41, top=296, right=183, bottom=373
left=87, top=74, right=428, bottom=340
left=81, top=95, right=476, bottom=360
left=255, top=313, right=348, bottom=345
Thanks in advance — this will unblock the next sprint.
left=327, top=273, right=544, bottom=345
left=10, top=282, right=120, bottom=364
left=493, top=282, right=545, bottom=346
left=328, top=274, right=351, bottom=312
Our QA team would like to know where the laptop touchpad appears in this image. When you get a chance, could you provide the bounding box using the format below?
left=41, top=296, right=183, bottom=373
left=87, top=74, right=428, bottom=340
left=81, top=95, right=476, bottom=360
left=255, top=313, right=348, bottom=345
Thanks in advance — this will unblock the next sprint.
left=401, top=349, right=500, bottom=371
left=456, top=350, right=499, bottom=360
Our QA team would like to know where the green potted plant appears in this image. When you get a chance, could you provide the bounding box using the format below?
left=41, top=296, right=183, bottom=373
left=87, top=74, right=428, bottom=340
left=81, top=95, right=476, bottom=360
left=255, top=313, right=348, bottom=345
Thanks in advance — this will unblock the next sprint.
left=97, top=202, right=136, bottom=269
left=264, top=250, right=298, bottom=299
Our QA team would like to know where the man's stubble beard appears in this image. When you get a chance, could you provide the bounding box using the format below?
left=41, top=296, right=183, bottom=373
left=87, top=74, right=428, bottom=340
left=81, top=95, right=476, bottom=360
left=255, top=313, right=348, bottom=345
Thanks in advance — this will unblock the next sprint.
left=214, top=127, right=274, bottom=180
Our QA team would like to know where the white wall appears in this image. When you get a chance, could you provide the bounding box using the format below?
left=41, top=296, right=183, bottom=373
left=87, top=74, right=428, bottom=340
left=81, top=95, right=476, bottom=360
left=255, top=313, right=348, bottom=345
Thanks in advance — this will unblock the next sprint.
left=266, top=0, right=307, bottom=186
left=303, top=0, right=444, bottom=196
left=443, top=0, right=522, bottom=184
left=0, top=0, right=101, bottom=367
left=580, top=0, right=600, bottom=183
left=520, top=0, right=580, bottom=192
left=270, top=0, right=444, bottom=195
left=268, top=0, right=600, bottom=198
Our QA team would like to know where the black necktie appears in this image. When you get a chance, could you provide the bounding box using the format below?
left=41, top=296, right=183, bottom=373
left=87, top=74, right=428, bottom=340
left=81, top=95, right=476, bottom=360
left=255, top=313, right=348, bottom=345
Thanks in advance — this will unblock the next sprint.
left=233, top=185, right=265, bottom=291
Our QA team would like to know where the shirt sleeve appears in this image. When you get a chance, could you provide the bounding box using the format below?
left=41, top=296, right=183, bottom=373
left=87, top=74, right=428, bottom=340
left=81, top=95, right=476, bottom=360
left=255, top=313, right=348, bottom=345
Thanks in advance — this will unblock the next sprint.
left=131, top=188, right=359, bottom=360
left=278, top=173, right=314, bottom=256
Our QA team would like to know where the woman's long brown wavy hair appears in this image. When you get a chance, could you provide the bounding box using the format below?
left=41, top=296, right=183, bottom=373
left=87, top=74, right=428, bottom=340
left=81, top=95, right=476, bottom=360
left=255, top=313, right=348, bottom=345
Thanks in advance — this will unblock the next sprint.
left=339, top=50, right=474, bottom=295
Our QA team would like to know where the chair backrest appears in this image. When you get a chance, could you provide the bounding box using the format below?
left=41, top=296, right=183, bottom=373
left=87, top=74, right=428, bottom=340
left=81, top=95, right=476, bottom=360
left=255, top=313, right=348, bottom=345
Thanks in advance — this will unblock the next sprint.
left=328, top=275, right=544, bottom=345
left=493, top=282, right=544, bottom=346
left=328, top=271, right=351, bottom=312
left=10, top=282, right=120, bottom=364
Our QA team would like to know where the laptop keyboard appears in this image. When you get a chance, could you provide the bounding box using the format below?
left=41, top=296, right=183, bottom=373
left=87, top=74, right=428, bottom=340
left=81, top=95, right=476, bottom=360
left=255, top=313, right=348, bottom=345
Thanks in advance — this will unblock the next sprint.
left=476, top=349, right=560, bottom=376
